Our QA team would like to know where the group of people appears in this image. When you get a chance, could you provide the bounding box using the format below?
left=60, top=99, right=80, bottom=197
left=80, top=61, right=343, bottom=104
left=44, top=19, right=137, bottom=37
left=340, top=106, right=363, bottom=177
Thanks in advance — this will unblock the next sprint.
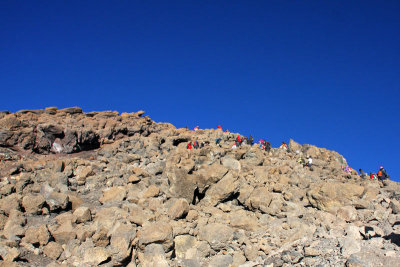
left=186, top=140, right=210, bottom=149
left=297, top=156, right=313, bottom=168
left=359, top=166, right=390, bottom=181
left=259, top=139, right=272, bottom=152
left=187, top=125, right=391, bottom=181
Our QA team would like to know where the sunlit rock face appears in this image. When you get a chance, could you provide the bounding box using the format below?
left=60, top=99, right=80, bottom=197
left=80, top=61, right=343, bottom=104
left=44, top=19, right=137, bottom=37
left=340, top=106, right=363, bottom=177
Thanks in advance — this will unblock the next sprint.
left=0, top=107, right=399, bottom=266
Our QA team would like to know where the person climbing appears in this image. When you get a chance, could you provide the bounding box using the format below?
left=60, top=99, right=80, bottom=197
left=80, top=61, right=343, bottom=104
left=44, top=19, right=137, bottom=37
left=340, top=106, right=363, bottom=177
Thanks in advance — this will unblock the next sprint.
left=377, top=166, right=389, bottom=181
left=248, top=135, right=254, bottom=146
left=307, top=156, right=313, bottom=168
left=359, top=169, right=367, bottom=179
left=218, top=125, right=223, bottom=131
left=194, top=126, right=199, bottom=131
left=265, top=141, right=271, bottom=152
left=236, top=136, right=242, bottom=147
left=259, top=139, right=264, bottom=149
left=370, top=172, right=377, bottom=180
left=215, top=138, right=222, bottom=145
left=298, top=157, right=305, bottom=166
left=193, top=140, right=199, bottom=149
left=280, top=141, right=287, bottom=150
left=187, top=142, right=193, bottom=149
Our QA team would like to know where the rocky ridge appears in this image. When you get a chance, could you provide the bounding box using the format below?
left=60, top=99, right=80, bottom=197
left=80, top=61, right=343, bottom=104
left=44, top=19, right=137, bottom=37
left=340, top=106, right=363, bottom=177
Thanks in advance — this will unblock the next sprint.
left=0, top=107, right=399, bottom=267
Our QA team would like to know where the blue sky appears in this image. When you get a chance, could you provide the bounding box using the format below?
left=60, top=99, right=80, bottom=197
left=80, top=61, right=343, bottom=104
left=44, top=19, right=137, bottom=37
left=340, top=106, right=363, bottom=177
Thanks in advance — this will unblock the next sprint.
left=1, top=1, right=399, bottom=181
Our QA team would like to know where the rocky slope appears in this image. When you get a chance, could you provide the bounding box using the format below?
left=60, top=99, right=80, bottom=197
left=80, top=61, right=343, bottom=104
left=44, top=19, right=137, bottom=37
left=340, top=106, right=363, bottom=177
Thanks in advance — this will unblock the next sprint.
left=0, top=107, right=399, bottom=267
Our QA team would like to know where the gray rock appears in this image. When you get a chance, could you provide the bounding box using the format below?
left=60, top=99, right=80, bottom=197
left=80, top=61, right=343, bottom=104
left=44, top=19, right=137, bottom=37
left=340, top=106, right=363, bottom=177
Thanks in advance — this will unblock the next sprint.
left=198, top=223, right=234, bottom=250
left=209, top=254, right=233, bottom=267
left=142, top=244, right=169, bottom=267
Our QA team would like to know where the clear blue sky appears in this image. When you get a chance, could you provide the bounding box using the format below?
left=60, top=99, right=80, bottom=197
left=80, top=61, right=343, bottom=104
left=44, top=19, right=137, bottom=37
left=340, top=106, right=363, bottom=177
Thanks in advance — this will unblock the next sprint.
left=1, top=1, right=399, bottom=181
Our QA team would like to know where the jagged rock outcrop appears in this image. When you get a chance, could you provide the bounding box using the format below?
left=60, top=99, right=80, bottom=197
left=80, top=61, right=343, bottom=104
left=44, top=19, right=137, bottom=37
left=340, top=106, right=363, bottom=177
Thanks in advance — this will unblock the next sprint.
left=0, top=107, right=399, bottom=267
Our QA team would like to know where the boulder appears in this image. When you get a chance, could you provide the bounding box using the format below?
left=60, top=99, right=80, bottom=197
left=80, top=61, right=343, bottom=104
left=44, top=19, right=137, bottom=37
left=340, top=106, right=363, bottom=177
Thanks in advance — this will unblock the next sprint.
left=141, top=244, right=169, bottom=267
left=73, top=206, right=92, bottom=223
left=22, top=225, right=50, bottom=246
left=83, top=247, right=111, bottom=265
left=142, top=185, right=160, bottom=198
left=390, top=199, right=400, bottom=214
left=43, top=242, right=63, bottom=260
left=109, top=222, right=136, bottom=264
left=221, top=156, right=241, bottom=171
left=46, top=192, right=69, bottom=212
left=245, top=186, right=272, bottom=212
left=307, top=182, right=364, bottom=212
left=51, top=221, right=77, bottom=244
left=168, top=198, right=189, bottom=220
left=174, top=235, right=197, bottom=259
left=201, top=171, right=240, bottom=206
left=3, top=210, right=26, bottom=239
left=99, top=186, right=127, bottom=204
left=22, top=194, right=46, bottom=214
left=209, top=255, right=233, bottom=267
left=138, top=222, right=173, bottom=250
left=337, top=206, right=358, bottom=222
left=341, top=238, right=361, bottom=257
left=198, top=223, right=234, bottom=250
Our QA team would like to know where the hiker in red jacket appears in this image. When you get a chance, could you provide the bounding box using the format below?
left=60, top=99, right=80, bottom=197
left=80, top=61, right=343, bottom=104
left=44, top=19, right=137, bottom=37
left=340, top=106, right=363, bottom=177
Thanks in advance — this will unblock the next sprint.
left=187, top=142, right=193, bottom=149
left=236, top=136, right=242, bottom=147
left=218, top=125, right=222, bottom=131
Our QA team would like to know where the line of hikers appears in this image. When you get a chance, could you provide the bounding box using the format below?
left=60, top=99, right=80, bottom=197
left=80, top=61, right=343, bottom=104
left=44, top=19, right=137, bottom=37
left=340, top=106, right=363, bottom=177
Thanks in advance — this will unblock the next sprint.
left=359, top=166, right=390, bottom=181
left=187, top=125, right=391, bottom=181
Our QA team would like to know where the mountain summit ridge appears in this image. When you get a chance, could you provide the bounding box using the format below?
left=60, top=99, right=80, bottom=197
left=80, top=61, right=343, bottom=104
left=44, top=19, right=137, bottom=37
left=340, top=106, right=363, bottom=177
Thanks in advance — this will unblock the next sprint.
left=0, top=107, right=399, bottom=266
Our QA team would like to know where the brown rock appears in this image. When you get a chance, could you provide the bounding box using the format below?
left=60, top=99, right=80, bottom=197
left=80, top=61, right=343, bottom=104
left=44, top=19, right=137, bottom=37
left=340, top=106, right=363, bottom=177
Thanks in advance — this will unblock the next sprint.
left=128, top=175, right=141, bottom=183
left=337, top=206, right=358, bottom=222
left=22, top=194, right=46, bottom=214
left=168, top=199, right=189, bottom=220
left=43, top=242, right=63, bottom=260
left=3, top=247, right=20, bottom=262
left=307, top=182, right=364, bottom=212
left=129, top=205, right=153, bottom=226
left=138, top=222, right=173, bottom=249
left=0, top=194, right=21, bottom=215
left=109, top=222, right=136, bottom=263
left=201, top=171, right=240, bottom=206
left=59, top=107, right=82, bottom=114
left=174, top=235, right=197, bottom=259
left=245, top=186, right=272, bottom=211
left=83, top=247, right=111, bottom=265
left=3, top=210, right=26, bottom=239
left=46, top=192, right=69, bottom=212
left=22, top=225, right=50, bottom=246
left=73, top=206, right=92, bottom=223
left=99, top=186, right=127, bottom=204
left=51, top=221, right=77, bottom=244
left=142, top=185, right=160, bottom=198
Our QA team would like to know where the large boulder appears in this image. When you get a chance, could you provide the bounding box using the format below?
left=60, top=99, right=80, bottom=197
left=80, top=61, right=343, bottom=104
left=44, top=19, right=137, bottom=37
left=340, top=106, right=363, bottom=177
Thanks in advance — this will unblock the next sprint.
left=307, top=182, right=364, bottom=212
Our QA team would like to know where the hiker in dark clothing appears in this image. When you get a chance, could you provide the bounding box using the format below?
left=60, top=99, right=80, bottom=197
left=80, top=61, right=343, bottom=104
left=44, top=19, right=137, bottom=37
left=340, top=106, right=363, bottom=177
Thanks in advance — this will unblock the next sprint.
left=193, top=140, right=199, bottom=149
left=359, top=169, right=367, bottom=179
left=248, top=135, right=254, bottom=146
left=216, top=138, right=222, bottom=145
left=264, top=141, right=271, bottom=152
